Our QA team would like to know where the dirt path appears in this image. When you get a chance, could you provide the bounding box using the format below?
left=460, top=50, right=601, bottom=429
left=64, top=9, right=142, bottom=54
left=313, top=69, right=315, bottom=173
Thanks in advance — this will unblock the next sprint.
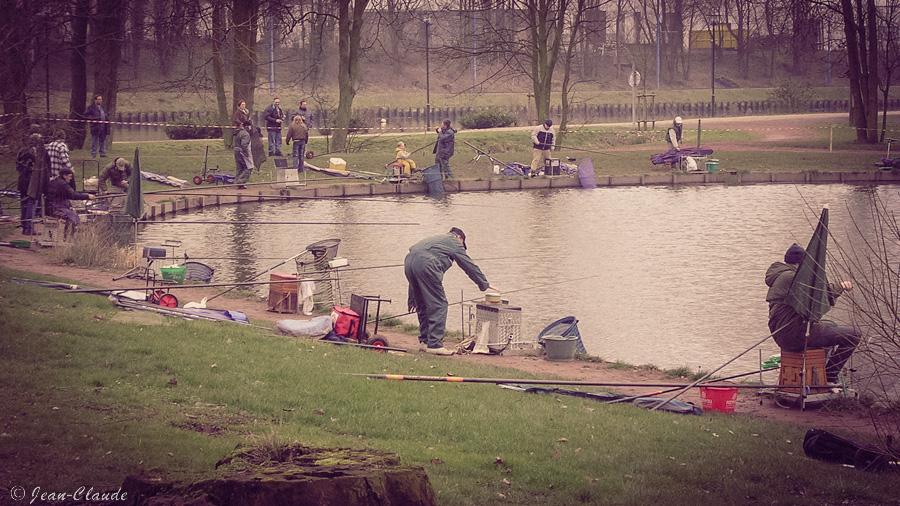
left=0, top=244, right=880, bottom=438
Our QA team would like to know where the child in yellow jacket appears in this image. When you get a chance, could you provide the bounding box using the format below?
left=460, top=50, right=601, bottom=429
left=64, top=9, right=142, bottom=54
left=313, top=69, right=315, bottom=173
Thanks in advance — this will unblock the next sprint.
left=394, top=141, right=416, bottom=175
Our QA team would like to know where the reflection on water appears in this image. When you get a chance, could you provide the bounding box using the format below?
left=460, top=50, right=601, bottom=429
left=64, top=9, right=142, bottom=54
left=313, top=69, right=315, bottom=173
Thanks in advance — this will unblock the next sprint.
left=138, top=184, right=898, bottom=376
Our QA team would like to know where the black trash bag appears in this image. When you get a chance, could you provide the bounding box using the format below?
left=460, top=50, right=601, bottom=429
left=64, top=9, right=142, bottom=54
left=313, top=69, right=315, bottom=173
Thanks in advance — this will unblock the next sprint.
left=803, top=429, right=896, bottom=472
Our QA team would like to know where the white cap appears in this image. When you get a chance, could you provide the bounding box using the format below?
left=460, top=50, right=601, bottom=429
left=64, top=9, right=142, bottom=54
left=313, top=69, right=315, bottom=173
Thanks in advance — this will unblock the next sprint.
left=674, top=116, right=683, bottom=124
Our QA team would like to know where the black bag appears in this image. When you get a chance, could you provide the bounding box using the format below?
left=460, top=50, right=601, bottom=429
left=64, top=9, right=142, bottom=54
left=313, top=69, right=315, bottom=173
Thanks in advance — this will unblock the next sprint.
left=803, top=429, right=896, bottom=472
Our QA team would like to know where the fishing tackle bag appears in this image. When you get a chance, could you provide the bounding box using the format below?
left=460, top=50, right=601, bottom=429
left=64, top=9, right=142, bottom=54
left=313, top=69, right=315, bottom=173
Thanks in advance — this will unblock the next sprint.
left=803, top=429, right=895, bottom=472
left=330, top=306, right=360, bottom=338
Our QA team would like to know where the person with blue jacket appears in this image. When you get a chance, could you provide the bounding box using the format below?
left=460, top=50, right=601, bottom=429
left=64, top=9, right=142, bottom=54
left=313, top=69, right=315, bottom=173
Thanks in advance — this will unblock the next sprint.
left=405, top=227, right=496, bottom=355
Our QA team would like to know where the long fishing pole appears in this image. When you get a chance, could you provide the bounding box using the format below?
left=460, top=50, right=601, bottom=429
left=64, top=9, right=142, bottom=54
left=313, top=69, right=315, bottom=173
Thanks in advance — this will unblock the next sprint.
left=139, top=192, right=505, bottom=209
left=345, top=373, right=775, bottom=389
left=376, top=271, right=608, bottom=323
left=64, top=275, right=337, bottom=294
left=137, top=220, right=418, bottom=225
left=553, top=145, right=625, bottom=157
left=207, top=251, right=309, bottom=301
left=605, top=367, right=779, bottom=405
left=649, top=328, right=782, bottom=411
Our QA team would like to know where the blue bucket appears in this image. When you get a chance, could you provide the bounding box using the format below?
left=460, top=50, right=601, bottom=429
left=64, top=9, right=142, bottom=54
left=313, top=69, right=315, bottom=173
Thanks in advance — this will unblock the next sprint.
left=423, top=165, right=444, bottom=195
left=538, top=317, right=586, bottom=355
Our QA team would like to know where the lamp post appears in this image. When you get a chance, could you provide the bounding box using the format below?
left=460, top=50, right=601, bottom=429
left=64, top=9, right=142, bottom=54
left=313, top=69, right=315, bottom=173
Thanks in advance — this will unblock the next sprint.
left=424, top=18, right=431, bottom=131
left=710, top=21, right=716, bottom=117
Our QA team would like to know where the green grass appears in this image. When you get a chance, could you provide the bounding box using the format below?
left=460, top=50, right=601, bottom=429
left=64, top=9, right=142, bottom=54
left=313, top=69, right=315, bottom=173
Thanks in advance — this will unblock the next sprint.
left=2, top=265, right=898, bottom=505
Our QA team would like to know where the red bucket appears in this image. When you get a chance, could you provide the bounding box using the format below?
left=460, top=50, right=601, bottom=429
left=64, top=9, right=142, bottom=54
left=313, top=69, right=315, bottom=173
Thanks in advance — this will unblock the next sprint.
left=699, top=387, right=738, bottom=413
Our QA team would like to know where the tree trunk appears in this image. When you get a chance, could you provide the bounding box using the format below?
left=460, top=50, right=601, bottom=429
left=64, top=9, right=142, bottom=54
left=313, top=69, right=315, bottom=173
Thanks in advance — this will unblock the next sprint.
left=233, top=0, right=259, bottom=114
left=841, top=0, right=879, bottom=143
left=332, top=0, right=368, bottom=152
left=92, top=0, right=126, bottom=145
left=0, top=0, right=33, bottom=145
left=69, top=0, right=91, bottom=149
left=528, top=0, right=565, bottom=124
left=211, top=0, right=231, bottom=148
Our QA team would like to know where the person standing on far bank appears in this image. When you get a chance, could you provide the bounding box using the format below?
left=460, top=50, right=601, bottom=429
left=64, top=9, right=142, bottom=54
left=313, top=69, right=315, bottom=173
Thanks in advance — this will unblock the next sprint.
left=84, top=94, right=110, bottom=158
left=530, top=119, right=555, bottom=176
left=233, top=121, right=254, bottom=189
left=285, top=115, right=309, bottom=172
left=264, top=97, right=286, bottom=156
left=433, top=119, right=456, bottom=180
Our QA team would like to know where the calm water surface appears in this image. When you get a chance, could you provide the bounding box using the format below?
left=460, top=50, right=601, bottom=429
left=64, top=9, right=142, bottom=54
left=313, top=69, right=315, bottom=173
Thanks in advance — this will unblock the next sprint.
left=138, top=183, right=898, bottom=376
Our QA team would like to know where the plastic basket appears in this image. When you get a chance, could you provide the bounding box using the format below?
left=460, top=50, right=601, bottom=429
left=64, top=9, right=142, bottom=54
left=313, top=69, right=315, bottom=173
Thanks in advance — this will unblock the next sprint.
left=699, top=387, right=738, bottom=413
left=159, top=266, right=187, bottom=284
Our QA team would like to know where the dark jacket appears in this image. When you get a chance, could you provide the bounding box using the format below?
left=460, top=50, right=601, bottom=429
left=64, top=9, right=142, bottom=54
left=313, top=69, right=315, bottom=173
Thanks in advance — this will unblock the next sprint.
left=16, top=147, right=35, bottom=197
left=765, top=261, right=843, bottom=350
left=433, top=127, right=456, bottom=159
left=532, top=125, right=555, bottom=150
left=99, top=160, right=133, bottom=192
left=286, top=118, right=309, bottom=144
left=290, top=107, right=314, bottom=128
left=234, top=128, right=251, bottom=155
left=48, top=176, right=90, bottom=210
left=263, top=104, right=285, bottom=130
left=84, top=103, right=110, bottom=136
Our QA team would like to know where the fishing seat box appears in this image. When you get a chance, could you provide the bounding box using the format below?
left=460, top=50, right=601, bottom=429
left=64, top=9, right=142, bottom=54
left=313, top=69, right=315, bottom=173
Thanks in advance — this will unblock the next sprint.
left=777, top=349, right=829, bottom=393
left=267, top=273, right=298, bottom=313
left=544, top=158, right=561, bottom=175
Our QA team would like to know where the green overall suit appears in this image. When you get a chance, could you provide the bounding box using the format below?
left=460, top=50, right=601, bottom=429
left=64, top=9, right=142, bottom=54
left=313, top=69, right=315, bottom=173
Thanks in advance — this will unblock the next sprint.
left=405, top=232, right=490, bottom=349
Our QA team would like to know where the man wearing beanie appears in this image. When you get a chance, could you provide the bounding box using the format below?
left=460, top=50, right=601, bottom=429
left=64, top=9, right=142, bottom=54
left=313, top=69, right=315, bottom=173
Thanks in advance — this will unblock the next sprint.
left=764, top=243, right=861, bottom=383
left=405, top=228, right=497, bottom=355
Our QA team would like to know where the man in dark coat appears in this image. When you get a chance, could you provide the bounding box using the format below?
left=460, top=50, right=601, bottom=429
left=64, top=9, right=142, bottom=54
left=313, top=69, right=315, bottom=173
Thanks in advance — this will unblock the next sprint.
left=263, top=97, right=285, bottom=156
left=16, top=134, right=42, bottom=235
left=48, top=167, right=95, bottom=237
left=765, top=243, right=861, bottom=383
left=405, top=227, right=496, bottom=355
left=433, top=119, right=456, bottom=180
left=84, top=94, right=110, bottom=158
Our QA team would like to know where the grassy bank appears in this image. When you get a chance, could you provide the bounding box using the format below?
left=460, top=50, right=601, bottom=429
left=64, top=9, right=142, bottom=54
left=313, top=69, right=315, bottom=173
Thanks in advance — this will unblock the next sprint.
left=1, top=266, right=898, bottom=505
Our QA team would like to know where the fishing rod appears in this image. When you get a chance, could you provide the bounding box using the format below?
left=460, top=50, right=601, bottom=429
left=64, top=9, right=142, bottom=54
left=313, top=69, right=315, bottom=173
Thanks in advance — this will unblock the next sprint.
left=553, top=145, right=625, bottom=157
left=345, top=373, right=776, bottom=389
left=605, top=367, right=779, bottom=405
left=136, top=220, right=418, bottom=226
left=649, top=328, right=781, bottom=412
left=64, top=275, right=338, bottom=294
left=375, top=271, right=608, bottom=323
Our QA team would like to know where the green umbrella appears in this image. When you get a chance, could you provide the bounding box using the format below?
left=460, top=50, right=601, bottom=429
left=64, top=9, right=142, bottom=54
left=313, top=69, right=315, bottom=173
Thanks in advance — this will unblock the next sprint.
left=124, top=148, right=143, bottom=220
left=787, top=205, right=831, bottom=323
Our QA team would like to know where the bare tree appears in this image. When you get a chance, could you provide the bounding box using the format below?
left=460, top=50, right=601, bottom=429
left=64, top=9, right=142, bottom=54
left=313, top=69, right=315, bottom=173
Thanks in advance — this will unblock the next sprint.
left=69, top=0, right=91, bottom=148
left=233, top=0, right=260, bottom=113
left=331, top=0, right=368, bottom=152
left=0, top=0, right=38, bottom=144
left=91, top=0, right=127, bottom=142
left=821, top=0, right=879, bottom=143
left=829, top=192, right=900, bottom=455
left=877, top=0, right=900, bottom=142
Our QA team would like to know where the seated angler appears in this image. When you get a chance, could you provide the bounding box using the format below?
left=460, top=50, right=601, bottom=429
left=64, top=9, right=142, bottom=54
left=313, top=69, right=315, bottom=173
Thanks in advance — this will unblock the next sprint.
left=47, top=167, right=95, bottom=236
left=765, top=243, right=862, bottom=384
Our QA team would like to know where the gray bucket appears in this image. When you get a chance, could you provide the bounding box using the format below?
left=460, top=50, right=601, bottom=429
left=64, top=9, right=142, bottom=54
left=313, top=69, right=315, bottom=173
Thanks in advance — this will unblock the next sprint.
left=543, top=335, right=577, bottom=362
left=423, top=165, right=444, bottom=195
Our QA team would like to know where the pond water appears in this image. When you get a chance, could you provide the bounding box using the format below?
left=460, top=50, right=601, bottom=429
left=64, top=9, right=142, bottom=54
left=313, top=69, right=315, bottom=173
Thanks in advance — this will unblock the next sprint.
left=137, top=183, right=899, bottom=378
